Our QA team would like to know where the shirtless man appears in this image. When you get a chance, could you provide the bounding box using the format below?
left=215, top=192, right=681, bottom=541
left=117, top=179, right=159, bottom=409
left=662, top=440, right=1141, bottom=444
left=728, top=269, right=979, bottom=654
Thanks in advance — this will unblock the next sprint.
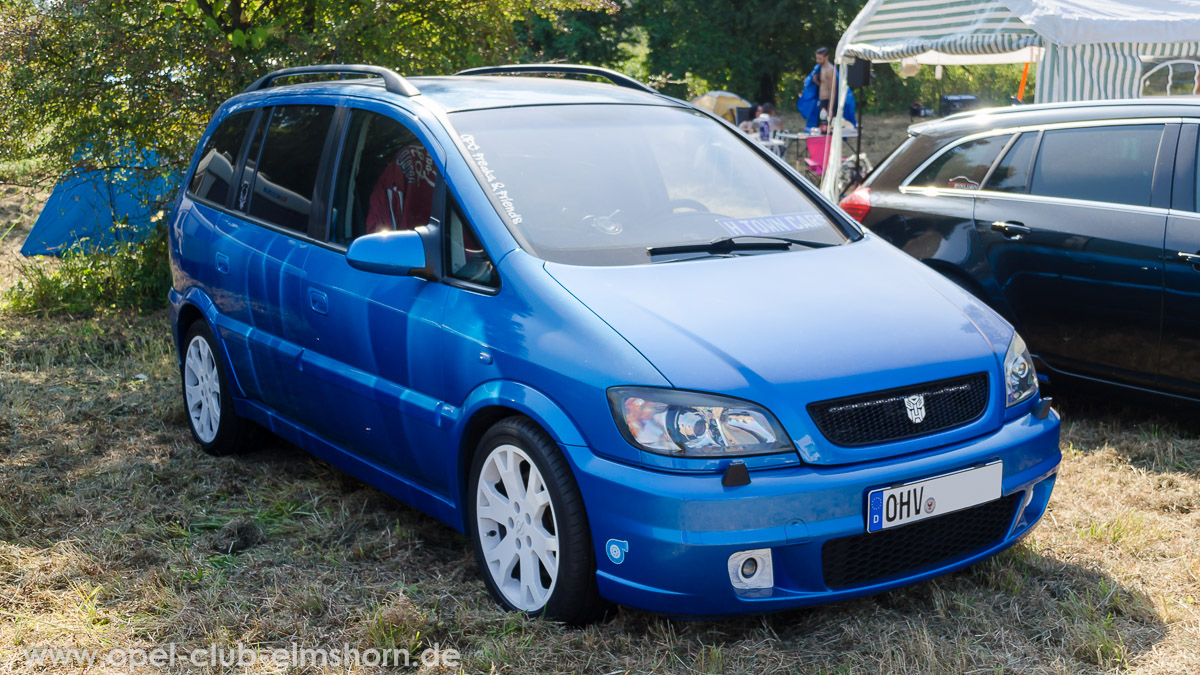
left=815, top=47, right=836, bottom=125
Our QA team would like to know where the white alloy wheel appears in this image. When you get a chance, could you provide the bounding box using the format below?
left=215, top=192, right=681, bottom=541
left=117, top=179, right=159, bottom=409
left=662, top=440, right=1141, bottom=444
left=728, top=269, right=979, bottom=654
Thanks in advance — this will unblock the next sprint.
left=184, top=335, right=222, bottom=443
left=475, top=443, right=560, bottom=611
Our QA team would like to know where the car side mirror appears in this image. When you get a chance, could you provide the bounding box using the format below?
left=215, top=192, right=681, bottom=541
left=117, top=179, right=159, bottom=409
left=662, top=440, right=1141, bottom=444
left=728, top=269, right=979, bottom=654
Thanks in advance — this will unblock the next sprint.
left=345, top=230, right=426, bottom=276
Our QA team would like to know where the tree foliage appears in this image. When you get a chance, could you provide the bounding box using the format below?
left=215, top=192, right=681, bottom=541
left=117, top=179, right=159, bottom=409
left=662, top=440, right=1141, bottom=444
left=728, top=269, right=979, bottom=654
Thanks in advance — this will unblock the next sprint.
left=628, top=0, right=860, bottom=103
left=516, top=1, right=626, bottom=66
left=0, top=0, right=608, bottom=182
left=513, top=0, right=1025, bottom=114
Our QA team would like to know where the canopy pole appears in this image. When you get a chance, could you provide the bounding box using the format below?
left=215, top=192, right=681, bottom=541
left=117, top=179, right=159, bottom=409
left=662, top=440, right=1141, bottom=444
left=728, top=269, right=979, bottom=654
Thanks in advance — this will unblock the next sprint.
left=1018, top=62, right=1030, bottom=102
left=821, top=62, right=850, bottom=198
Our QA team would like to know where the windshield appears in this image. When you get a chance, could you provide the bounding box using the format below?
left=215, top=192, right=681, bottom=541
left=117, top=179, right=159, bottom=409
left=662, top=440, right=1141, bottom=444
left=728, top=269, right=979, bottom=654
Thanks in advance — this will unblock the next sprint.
left=450, top=104, right=849, bottom=265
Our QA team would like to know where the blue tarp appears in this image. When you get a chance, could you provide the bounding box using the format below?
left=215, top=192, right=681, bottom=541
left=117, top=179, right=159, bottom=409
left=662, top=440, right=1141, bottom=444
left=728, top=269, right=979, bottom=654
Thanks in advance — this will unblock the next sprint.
left=797, top=64, right=857, bottom=131
left=21, top=151, right=178, bottom=257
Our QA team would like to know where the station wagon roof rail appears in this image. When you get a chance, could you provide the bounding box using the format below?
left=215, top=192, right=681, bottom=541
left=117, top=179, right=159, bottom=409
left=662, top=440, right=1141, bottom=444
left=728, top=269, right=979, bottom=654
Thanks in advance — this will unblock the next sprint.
left=242, top=64, right=421, bottom=97
left=454, top=63, right=659, bottom=95
left=936, top=96, right=1200, bottom=123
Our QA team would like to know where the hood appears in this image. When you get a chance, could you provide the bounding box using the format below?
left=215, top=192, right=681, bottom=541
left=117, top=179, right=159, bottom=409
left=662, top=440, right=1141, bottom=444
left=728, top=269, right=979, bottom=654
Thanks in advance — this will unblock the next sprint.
left=544, top=236, right=1016, bottom=465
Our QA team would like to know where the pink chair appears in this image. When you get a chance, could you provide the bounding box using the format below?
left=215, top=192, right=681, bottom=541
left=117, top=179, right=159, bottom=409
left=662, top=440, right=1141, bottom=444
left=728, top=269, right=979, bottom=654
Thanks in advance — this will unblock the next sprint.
left=804, top=136, right=831, bottom=176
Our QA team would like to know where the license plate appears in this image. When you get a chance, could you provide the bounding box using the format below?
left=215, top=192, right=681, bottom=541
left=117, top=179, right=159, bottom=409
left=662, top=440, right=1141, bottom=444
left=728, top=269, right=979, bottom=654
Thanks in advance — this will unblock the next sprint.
left=866, top=461, right=1002, bottom=532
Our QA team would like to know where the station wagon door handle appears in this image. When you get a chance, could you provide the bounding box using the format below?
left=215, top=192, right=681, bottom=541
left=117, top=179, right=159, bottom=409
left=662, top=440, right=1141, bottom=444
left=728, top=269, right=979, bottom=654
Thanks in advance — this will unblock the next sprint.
left=1178, top=251, right=1200, bottom=268
left=215, top=252, right=230, bottom=275
left=308, top=289, right=329, bottom=315
left=991, top=221, right=1031, bottom=239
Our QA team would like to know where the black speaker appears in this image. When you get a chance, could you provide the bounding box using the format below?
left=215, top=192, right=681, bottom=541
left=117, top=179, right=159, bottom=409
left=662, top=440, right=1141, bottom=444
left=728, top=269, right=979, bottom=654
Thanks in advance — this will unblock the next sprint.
left=847, top=59, right=871, bottom=88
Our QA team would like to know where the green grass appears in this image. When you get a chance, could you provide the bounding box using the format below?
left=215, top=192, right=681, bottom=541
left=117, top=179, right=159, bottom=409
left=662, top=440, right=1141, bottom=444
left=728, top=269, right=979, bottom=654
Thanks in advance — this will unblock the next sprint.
left=2, top=226, right=170, bottom=316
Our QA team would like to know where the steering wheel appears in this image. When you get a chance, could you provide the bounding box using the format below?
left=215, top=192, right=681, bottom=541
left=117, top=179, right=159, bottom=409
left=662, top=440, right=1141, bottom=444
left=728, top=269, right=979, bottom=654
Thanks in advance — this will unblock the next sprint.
left=667, top=198, right=710, bottom=213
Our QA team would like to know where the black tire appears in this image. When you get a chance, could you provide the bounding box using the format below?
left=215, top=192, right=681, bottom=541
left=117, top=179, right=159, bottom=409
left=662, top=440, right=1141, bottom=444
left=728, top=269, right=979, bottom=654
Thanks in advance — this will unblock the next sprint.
left=467, top=416, right=609, bottom=625
left=179, top=320, right=259, bottom=456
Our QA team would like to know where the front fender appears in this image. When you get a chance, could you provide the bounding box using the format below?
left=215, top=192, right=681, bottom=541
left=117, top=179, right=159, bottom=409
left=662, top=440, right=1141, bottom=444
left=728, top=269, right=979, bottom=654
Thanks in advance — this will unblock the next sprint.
left=453, top=379, right=588, bottom=448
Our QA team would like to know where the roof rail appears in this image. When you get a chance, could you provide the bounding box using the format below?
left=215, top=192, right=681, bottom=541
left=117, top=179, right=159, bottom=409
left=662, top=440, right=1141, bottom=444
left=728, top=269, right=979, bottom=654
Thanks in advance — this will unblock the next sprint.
left=242, top=64, right=420, bottom=97
left=453, top=63, right=657, bottom=95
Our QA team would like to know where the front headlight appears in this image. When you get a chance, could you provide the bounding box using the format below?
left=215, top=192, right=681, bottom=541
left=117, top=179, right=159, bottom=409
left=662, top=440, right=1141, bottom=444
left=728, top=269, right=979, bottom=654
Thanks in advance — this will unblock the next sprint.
left=607, top=387, right=792, bottom=457
left=1004, top=332, right=1037, bottom=406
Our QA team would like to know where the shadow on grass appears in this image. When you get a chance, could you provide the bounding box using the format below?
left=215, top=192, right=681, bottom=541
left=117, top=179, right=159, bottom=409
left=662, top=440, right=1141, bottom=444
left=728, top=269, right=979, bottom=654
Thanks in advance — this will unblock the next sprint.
left=1050, top=382, right=1200, bottom=474
left=594, top=541, right=1165, bottom=673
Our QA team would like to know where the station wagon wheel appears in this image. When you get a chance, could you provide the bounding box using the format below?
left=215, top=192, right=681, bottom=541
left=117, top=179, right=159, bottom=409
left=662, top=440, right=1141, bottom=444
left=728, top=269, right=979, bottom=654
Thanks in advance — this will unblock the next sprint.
left=180, top=321, right=257, bottom=456
left=184, top=334, right=221, bottom=442
left=468, top=417, right=608, bottom=624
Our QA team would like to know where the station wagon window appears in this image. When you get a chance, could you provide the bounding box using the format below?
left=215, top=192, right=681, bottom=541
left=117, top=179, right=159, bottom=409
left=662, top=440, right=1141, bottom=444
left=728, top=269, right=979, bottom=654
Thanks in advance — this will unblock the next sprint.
left=330, top=110, right=441, bottom=246
left=984, top=133, right=1035, bottom=193
left=446, top=198, right=498, bottom=288
left=910, top=135, right=1010, bottom=191
left=1029, top=125, right=1163, bottom=207
left=188, top=110, right=252, bottom=206
left=245, top=105, right=335, bottom=233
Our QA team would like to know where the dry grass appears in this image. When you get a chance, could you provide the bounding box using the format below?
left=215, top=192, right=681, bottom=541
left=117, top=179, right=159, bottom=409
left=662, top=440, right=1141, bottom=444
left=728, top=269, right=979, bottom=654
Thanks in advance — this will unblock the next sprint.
left=0, top=185, right=51, bottom=289
left=1, top=193, right=1199, bottom=674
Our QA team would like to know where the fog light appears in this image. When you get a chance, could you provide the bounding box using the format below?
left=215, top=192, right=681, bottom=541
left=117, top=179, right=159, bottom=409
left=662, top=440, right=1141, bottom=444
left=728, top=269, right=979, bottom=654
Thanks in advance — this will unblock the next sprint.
left=740, top=558, right=757, bottom=579
left=727, top=549, right=773, bottom=590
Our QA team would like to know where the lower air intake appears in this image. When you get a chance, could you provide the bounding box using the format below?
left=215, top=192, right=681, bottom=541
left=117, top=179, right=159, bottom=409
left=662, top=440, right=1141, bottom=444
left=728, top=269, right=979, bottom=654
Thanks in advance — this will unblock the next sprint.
left=822, top=493, right=1021, bottom=590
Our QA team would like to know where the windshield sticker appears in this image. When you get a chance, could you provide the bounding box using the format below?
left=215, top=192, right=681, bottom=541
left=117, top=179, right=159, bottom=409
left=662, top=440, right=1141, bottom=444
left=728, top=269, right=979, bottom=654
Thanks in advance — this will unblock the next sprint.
left=460, top=134, right=523, bottom=225
left=716, top=213, right=826, bottom=237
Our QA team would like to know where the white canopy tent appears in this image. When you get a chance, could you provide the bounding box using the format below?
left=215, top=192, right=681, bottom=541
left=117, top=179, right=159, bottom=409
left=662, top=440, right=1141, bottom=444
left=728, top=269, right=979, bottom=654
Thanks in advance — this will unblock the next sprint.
left=822, top=0, right=1200, bottom=196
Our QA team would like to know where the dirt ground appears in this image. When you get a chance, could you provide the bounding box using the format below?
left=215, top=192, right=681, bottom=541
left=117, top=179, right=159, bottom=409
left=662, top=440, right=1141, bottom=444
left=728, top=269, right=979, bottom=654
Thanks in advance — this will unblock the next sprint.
left=1, top=172, right=1199, bottom=673
left=776, top=110, right=914, bottom=166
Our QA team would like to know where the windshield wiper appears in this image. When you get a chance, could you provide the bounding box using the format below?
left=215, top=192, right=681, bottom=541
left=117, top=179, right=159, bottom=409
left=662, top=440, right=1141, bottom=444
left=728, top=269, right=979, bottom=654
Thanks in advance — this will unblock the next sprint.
left=646, top=235, right=836, bottom=257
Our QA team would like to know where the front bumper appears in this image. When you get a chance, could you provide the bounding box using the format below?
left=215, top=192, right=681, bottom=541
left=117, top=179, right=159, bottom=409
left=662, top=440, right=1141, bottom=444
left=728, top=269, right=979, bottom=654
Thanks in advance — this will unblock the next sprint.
left=564, top=408, right=1060, bottom=617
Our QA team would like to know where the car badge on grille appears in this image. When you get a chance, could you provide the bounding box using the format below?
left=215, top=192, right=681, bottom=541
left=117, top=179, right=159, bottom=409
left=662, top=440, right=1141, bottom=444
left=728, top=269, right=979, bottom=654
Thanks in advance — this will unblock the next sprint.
left=904, top=394, right=926, bottom=423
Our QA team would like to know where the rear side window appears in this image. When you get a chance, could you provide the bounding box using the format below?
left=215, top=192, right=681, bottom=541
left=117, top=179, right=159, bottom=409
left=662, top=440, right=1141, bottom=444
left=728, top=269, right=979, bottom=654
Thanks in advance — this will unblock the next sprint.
left=1029, top=125, right=1163, bottom=206
left=245, top=105, right=335, bottom=233
left=330, top=110, right=441, bottom=246
left=189, top=111, right=252, bottom=205
left=910, top=135, right=1009, bottom=190
left=985, top=133, right=1036, bottom=193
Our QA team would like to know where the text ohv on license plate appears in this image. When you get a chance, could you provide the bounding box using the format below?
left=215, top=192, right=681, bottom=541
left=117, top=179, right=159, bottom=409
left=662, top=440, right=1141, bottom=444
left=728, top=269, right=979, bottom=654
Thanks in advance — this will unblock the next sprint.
left=866, top=461, right=1002, bottom=533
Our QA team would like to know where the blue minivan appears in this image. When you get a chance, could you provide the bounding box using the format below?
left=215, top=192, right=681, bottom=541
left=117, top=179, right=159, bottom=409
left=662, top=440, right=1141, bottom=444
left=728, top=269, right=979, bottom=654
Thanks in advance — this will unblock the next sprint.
left=168, top=64, right=1061, bottom=623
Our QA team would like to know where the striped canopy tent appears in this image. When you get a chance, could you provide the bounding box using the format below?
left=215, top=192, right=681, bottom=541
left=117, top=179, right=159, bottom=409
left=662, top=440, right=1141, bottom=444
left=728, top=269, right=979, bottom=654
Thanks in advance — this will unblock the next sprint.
left=821, top=0, right=1200, bottom=196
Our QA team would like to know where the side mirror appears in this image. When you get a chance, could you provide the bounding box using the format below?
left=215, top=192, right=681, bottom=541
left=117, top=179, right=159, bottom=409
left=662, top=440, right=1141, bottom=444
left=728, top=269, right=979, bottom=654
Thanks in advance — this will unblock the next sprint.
left=345, top=230, right=426, bottom=276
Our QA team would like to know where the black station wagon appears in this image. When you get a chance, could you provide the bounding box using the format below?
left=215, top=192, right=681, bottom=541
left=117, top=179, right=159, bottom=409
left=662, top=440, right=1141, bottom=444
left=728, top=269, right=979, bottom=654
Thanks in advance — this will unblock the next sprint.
left=843, top=99, right=1200, bottom=402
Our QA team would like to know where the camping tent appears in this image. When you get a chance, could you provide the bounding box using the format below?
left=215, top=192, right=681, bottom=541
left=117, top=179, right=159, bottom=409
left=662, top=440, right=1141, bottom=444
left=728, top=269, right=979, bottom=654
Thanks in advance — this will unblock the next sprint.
left=691, top=91, right=753, bottom=124
left=21, top=152, right=176, bottom=257
left=822, top=0, right=1200, bottom=196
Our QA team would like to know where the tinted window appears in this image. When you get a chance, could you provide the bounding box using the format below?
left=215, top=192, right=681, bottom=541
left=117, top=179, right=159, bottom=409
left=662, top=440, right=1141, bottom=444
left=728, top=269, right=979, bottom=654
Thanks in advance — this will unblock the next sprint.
left=330, top=111, right=440, bottom=246
left=1029, top=125, right=1163, bottom=206
left=910, top=135, right=1009, bottom=190
left=449, top=105, right=847, bottom=266
left=246, top=105, right=335, bottom=233
left=237, top=114, right=268, bottom=213
left=447, top=199, right=498, bottom=288
left=189, top=111, right=252, bottom=205
left=985, top=133, right=1035, bottom=193
left=1190, top=126, right=1200, bottom=208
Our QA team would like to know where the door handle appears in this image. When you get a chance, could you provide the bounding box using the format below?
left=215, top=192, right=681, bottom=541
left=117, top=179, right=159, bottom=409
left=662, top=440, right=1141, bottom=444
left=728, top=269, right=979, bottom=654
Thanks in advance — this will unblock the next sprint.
left=308, top=289, right=329, bottom=315
left=991, top=221, right=1031, bottom=239
left=215, top=252, right=230, bottom=275
left=1178, top=251, right=1200, bottom=268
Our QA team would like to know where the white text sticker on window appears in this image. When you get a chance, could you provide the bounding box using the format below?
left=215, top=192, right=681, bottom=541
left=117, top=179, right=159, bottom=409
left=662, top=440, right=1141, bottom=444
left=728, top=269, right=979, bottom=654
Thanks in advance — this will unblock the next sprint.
left=715, top=213, right=826, bottom=237
left=460, top=134, right=523, bottom=225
